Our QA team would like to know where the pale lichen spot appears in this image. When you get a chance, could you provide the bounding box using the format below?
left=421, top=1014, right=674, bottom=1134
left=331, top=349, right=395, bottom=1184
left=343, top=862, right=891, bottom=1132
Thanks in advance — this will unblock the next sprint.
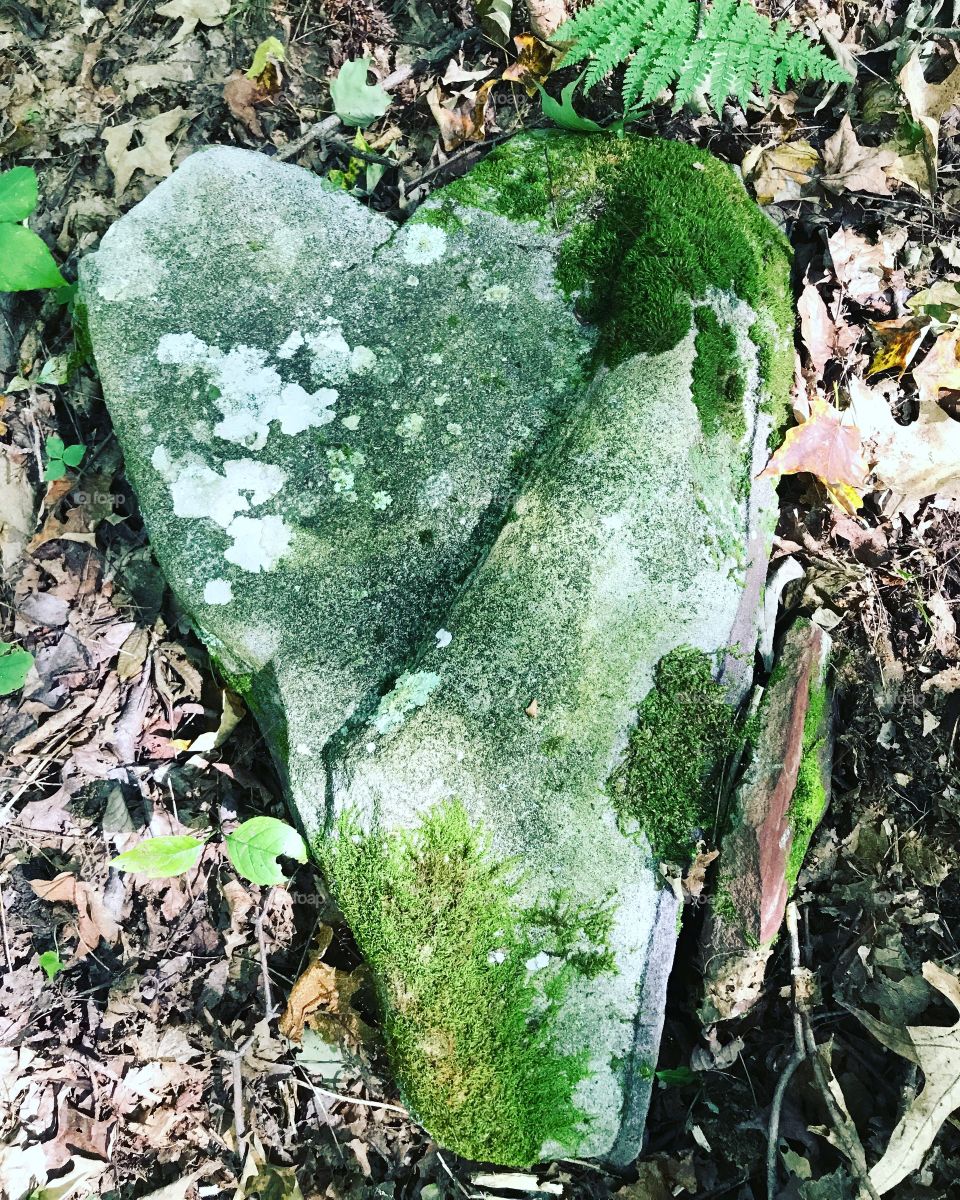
left=435, top=628, right=453, bottom=649
left=341, top=414, right=361, bottom=431
left=371, top=491, right=392, bottom=511
left=484, top=283, right=512, bottom=304
left=224, top=514, right=291, bottom=572
left=350, top=345, right=377, bottom=374
left=96, top=244, right=166, bottom=302
left=277, top=330, right=304, bottom=359
left=371, top=670, right=441, bottom=735
left=203, top=578, right=233, bottom=605
left=396, top=413, right=424, bottom=441
left=433, top=393, right=451, bottom=407
left=446, top=422, right=463, bottom=437
left=400, top=223, right=447, bottom=266
left=151, top=446, right=286, bottom=529
left=428, top=353, right=443, bottom=365
left=525, top=952, right=551, bottom=972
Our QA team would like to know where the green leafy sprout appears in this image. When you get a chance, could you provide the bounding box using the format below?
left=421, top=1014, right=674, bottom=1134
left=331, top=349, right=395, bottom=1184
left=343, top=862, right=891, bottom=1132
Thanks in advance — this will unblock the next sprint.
left=0, top=642, right=34, bottom=696
left=0, top=166, right=67, bottom=292
left=329, top=58, right=391, bottom=128
left=38, top=950, right=66, bottom=981
left=43, top=435, right=85, bottom=482
left=111, top=816, right=307, bottom=886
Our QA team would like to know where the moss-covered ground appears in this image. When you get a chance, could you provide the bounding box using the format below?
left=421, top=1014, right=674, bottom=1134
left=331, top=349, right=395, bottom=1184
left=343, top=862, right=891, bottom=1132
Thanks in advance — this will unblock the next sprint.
left=318, top=799, right=613, bottom=1166
left=785, top=678, right=830, bottom=894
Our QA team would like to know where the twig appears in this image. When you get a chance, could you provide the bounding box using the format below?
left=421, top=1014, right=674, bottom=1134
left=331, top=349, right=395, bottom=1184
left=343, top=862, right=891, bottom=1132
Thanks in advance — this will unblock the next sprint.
left=256, top=888, right=275, bottom=1019
left=311, top=1085, right=409, bottom=1116
left=0, top=878, right=11, bottom=971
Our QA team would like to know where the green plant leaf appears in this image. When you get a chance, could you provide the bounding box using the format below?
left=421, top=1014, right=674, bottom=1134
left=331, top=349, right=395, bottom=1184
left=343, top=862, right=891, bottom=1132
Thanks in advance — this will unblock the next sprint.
left=0, top=165, right=39, bottom=222
left=111, top=835, right=207, bottom=879
left=656, top=1066, right=697, bottom=1086
left=45, top=434, right=65, bottom=459
left=536, top=78, right=603, bottom=132
left=38, top=950, right=65, bottom=980
left=476, top=0, right=512, bottom=46
left=61, top=444, right=85, bottom=467
left=329, top=58, right=391, bottom=128
left=43, top=459, right=66, bottom=482
left=225, top=815, right=307, bottom=886
left=0, top=222, right=66, bottom=292
left=0, top=642, right=34, bottom=695
left=247, top=35, right=285, bottom=80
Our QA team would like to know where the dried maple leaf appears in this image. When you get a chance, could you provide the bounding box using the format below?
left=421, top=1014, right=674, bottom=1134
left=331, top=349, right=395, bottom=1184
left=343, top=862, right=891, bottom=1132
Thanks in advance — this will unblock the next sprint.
left=798, top=277, right=858, bottom=379
left=868, top=316, right=930, bottom=377
left=761, top=397, right=869, bottom=512
left=224, top=75, right=270, bottom=139
left=279, top=947, right=367, bottom=1043
left=828, top=226, right=902, bottom=307
left=848, top=375, right=960, bottom=512
left=821, top=115, right=897, bottom=196
left=742, top=139, right=821, bottom=205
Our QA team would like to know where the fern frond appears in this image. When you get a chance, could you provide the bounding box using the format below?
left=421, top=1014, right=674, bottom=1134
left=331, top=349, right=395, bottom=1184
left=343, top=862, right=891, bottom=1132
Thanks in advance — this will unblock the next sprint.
left=553, top=0, right=853, bottom=115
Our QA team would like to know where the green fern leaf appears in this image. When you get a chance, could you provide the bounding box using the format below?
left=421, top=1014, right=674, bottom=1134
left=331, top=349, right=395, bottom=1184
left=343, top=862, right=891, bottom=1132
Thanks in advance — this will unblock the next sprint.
left=553, top=0, right=852, bottom=116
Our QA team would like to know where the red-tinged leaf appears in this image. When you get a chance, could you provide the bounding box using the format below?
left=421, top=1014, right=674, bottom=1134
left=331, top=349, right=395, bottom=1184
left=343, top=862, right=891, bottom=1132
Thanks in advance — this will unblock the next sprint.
left=761, top=398, right=869, bottom=496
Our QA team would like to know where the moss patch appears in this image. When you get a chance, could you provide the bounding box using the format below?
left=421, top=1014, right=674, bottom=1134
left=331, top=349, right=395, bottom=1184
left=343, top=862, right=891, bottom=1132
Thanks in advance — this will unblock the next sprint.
left=692, top=307, right=747, bottom=439
left=319, top=799, right=612, bottom=1166
left=442, top=131, right=793, bottom=436
left=613, top=647, right=738, bottom=863
left=785, top=679, right=829, bottom=894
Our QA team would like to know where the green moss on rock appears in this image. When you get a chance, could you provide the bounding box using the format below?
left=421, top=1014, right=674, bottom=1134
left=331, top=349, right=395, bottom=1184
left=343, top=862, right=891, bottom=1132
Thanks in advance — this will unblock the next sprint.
left=443, top=131, right=793, bottom=436
left=692, top=307, right=746, bottom=439
left=613, top=647, right=738, bottom=863
left=785, top=679, right=829, bottom=894
left=319, top=800, right=611, bottom=1166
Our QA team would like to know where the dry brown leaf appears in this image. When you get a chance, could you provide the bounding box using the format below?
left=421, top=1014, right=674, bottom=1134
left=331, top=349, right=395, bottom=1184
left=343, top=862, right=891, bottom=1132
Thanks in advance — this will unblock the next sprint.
left=848, top=375, right=960, bottom=511
left=821, top=115, right=897, bottom=196
left=681, top=846, right=718, bottom=902
left=742, top=139, right=821, bottom=205
left=899, top=52, right=960, bottom=195
left=851, top=962, right=960, bottom=1193
left=427, top=81, right=496, bottom=151
left=527, top=0, right=567, bottom=39
left=868, top=316, right=930, bottom=377
left=761, top=396, right=868, bottom=510
left=103, top=108, right=188, bottom=197
left=913, top=327, right=960, bottom=406
left=797, top=278, right=858, bottom=378
left=154, top=0, right=229, bottom=44
left=223, top=74, right=269, bottom=138
left=279, top=955, right=365, bottom=1043
left=29, top=871, right=121, bottom=957
left=502, top=34, right=557, bottom=95
left=828, top=227, right=899, bottom=307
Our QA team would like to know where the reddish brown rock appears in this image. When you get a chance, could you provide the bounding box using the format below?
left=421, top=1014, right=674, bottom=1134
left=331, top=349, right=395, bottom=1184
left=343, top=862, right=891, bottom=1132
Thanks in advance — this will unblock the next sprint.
left=700, top=619, right=832, bottom=1022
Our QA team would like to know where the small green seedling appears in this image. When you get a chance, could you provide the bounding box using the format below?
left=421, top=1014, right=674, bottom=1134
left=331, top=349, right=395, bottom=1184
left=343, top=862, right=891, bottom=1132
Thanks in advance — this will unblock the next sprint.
left=536, top=76, right=603, bottom=133
left=44, top=435, right=85, bottom=482
left=38, top=950, right=65, bottom=980
left=329, top=58, right=391, bottom=128
left=111, top=816, right=307, bottom=886
left=0, top=642, right=34, bottom=696
left=0, top=166, right=66, bottom=292
left=246, top=36, right=285, bottom=81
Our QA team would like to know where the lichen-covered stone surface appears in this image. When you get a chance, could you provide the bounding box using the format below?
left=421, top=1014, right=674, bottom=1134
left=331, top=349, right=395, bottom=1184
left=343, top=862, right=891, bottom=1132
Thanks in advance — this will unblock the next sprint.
left=81, top=131, right=794, bottom=1166
left=700, top=620, right=833, bottom=1023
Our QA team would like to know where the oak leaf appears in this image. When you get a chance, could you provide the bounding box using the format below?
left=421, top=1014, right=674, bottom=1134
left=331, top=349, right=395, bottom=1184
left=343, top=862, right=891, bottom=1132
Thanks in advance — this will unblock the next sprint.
left=899, top=52, right=960, bottom=195
left=742, top=139, right=821, bottom=205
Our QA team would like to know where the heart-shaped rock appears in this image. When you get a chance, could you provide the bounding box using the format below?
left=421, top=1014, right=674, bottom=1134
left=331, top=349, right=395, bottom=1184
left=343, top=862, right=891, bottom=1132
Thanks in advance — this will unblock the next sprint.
left=81, top=131, right=793, bottom=1166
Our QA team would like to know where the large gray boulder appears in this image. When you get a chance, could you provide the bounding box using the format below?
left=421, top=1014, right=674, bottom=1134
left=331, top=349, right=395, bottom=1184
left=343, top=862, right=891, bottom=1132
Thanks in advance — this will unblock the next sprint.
left=80, top=132, right=793, bottom=1166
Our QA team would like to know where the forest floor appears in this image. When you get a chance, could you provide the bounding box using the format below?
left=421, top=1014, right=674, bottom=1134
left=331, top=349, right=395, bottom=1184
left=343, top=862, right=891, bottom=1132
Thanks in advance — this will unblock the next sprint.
left=2, top=1, right=960, bottom=1199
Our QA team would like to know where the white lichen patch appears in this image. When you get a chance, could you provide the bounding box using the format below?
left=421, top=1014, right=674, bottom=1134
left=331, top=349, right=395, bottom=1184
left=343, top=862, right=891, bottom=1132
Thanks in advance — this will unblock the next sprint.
left=371, top=670, right=441, bottom=735
left=152, top=446, right=292, bottom=573
left=341, top=414, right=361, bottom=431
left=350, top=345, right=377, bottom=374
left=151, top=446, right=286, bottom=528
left=224, top=514, right=292, bottom=572
left=400, top=223, right=447, bottom=266
left=203, top=578, right=233, bottom=605
left=395, top=413, right=424, bottom=441
left=371, top=491, right=392, bottom=511
left=305, top=320, right=352, bottom=383
left=156, top=332, right=337, bottom=449
left=484, top=284, right=512, bottom=305
left=435, top=628, right=452, bottom=649
left=327, top=447, right=366, bottom=497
